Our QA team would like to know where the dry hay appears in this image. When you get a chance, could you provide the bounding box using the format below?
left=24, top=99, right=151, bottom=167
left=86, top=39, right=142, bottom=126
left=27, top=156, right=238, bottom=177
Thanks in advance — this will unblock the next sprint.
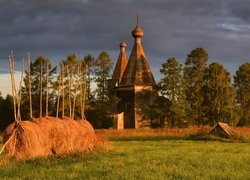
left=2, top=117, right=97, bottom=160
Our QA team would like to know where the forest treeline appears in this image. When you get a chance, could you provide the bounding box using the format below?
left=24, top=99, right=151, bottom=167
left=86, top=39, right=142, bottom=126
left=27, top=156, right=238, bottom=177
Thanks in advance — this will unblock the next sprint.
left=0, top=47, right=249, bottom=130
left=147, top=48, right=250, bottom=128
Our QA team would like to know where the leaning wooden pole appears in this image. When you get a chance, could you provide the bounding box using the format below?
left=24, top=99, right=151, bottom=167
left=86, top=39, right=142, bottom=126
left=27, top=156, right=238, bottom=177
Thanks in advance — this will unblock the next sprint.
left=45, top=61, right=49, bottom=117
left=40, top=60, right=43, bottom=118
left=56, top=64, right=62, bottom=118
left=62, top=64, right=65, bottom=118
left=27, top=52, right=33, bottom=119
left=82, top=64, right=88, bottom=119
left=69, top=66, right=72, bottom=118
left=10, top=51, right=17, bottom=101
left=66, top=65, right=72, bottom=118
left=72, top=62, right=80, bottom=119
left=80, top=66, right=83, bottom=120
left=17, top=58, right=24, bottom=121
left=8, top=55, right=17, bottom=121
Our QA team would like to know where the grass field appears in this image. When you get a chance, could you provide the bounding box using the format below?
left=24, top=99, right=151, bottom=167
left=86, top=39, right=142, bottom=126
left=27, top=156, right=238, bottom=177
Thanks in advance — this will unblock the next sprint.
left=0, top=128, right=250, bottom=179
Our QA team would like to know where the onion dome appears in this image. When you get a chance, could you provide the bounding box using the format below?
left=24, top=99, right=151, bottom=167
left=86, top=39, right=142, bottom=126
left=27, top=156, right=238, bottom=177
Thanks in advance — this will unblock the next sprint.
left=132, top=26, right=144, bottom=38
left=120, top=41, right=127, bottom=48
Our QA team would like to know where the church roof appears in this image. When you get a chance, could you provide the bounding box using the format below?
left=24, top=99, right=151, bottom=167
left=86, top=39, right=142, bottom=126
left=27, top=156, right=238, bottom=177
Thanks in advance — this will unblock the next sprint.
left=112, top=40, right=128, bottom=83
left=132, top=25, right=144, bottom=38
left=119, top=25, right=156, bottom=86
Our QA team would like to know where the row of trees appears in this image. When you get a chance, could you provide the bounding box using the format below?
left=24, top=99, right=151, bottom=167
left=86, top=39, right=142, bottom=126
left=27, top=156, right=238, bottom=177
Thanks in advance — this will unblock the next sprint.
left=0, top=47, right=249, bottom=130
left=0, top=51, right=114, bottom=131
left=146, top=48, right=250, bottom=127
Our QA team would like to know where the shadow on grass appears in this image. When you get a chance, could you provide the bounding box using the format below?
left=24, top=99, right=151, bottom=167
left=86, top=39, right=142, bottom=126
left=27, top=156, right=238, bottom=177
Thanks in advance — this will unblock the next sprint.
left=109, top=136, right=187, bottom=141
left=187, top=134, right=250, bottom=143
left=108, top=134, right=250, bottom=143
left=0, top=148, right=109, bottom=168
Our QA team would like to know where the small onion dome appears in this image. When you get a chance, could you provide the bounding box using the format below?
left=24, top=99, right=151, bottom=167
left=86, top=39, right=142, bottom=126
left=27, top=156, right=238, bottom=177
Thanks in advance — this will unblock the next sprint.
left=132, top=26, right=144, bottom=38
left=120, top=41, right=126, bottom=48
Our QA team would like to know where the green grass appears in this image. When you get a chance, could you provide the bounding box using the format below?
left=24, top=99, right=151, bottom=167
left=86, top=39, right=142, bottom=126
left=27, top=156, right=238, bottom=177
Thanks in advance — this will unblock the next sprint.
left=0, top=140, right=250, bottom=179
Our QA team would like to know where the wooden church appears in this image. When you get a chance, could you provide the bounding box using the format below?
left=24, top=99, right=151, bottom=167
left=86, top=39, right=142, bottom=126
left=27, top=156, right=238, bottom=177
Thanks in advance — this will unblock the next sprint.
left=112, top=20, right=156, bottom=129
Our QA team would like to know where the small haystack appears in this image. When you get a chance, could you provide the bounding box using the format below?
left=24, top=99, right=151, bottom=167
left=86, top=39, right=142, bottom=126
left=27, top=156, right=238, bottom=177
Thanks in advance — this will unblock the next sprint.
left=210, top=122, right=238, bottom=139
left=2, top=117, right=97, bottom=160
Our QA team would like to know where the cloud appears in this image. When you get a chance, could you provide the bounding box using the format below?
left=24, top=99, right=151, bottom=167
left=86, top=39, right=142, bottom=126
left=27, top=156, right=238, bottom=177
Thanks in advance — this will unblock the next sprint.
left=0, top=0, right=249, bottom=77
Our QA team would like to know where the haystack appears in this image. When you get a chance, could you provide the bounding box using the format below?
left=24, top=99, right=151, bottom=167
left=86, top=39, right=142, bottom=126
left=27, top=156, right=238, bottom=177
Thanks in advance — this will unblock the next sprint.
left=209, top=122, right=238, bottom=139
left=2, top=117, right=97, bottom=160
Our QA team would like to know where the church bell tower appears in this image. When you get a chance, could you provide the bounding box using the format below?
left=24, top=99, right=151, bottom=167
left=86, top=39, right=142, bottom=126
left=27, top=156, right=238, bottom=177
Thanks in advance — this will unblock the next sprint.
left=112, top=18, right=156, bottom=129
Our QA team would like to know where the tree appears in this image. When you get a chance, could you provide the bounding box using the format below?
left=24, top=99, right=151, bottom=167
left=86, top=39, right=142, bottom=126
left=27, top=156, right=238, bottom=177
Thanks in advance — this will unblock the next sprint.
left=83, top=54, right=95, bottom=103
left=202, top=62, right=238, bottom=126
left=234, top=62, right=250, bottom=126
left=159, top=57, right=187, bottom=127
left=0, top=92, right=5, bottom=130
left=0, top=91, right=3, bottom=109
left=184, top=47, right=208, bottom=126
left=88, top=51, right=113, bottom=128
left=22, top=56, right=57, bottom=119
left=61, top=54, right=79, bottom=118
left=0, top=95, right=15, bottom=131
left=95, top=51, right=113, bottom=103
left=144, top=95, right=172, bottom=128
left=61, top=53, right=90, bottom=119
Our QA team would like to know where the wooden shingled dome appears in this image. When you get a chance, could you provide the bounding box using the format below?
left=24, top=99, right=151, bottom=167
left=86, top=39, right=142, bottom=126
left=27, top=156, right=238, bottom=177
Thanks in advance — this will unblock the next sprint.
left=112, top=41, right=128, bottom=84
left=119, top=25, right=156, bottom=86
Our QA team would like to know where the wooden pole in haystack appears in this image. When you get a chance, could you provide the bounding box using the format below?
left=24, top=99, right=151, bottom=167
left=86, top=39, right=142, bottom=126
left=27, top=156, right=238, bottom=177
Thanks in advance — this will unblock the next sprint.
left=72, top=62, right=81, bottom=119
left=62, top=64, right=65, bottom=118
left=40, top=60, right=43, bottom=118
left=17, top=58, right=24, bottom=121
left=8, top=54, right=17, bottom=121
left=80, top=66, right=83, bottom=119
left=10, top=52, right=18, bottom=105
left=77, top=62, right=81, bottom=117
left=1, top=53, right=20, bottom=155
left=27, top=52, right=33, bottom=119
left=82, top=64, right=88, bottom=119
left=69, top=66, right=72, bottom=118
left=56, top=64, right=62, bottom=118
left=66, top=65, right=72, bottom=118
left=45, top=61, right=49, bottom=117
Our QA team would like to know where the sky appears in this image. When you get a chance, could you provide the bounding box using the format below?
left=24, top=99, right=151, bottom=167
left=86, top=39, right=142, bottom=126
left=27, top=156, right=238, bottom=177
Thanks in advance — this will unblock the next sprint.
left=0, top=0, right=250, bottom=97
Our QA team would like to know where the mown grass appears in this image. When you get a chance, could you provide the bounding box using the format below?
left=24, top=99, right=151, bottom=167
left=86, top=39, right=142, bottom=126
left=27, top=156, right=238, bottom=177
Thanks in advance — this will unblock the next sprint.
left=0, top=139, right=250, bottom=179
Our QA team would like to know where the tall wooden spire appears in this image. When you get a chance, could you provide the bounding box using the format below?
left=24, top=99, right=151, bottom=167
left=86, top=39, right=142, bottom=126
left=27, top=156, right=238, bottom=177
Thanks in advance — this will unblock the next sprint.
left=114, top=19, right=156, bottom=129
left=112, top=40, right=128, bottom=84
left=120, top=23, right=155, bottom=86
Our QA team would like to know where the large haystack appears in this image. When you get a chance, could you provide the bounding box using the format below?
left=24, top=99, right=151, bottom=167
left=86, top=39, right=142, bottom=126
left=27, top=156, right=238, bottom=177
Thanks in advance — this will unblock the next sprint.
left=3, top=117, right=97, bottom=160
left=210, top=122, right=238, bottom=139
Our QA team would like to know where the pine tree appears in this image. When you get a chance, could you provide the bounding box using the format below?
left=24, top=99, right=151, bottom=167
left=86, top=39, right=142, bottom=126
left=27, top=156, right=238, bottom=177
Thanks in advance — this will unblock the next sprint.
left=22, top=56, right=57, bottom=119
left=159, top=57, right=187, bottom=127
left=95, top=51, right=113, bottom=103
left=234, top=62, right=250, bottom=126
left=184, top=48, right=208, bottom=126
left=0, top=95, right=15, bottom=131
left=83, top=54, right=95, bottom=102
left=88, top=51, right=113, bottom=128
left=202, top=62, right=237, bottom=126
left=61, top=53, right=89, bottom=119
